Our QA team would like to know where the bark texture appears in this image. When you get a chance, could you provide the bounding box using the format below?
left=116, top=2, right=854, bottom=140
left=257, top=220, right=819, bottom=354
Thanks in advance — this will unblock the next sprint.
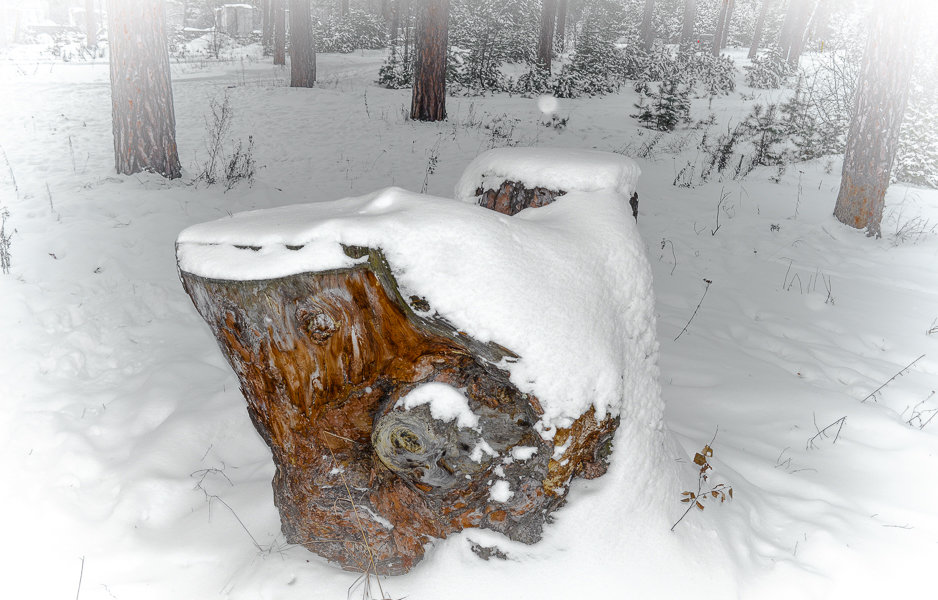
left=555, top=0, right=568, bottom=52
left=474, top=181, right=564, bottom=216
left=179, top=181, right=620, bottom=574
left=680, top=0, right=696, bottom=50
left=748, top=0, right=771, bottom=59
left=290, top=0, right=316, bottom=87
left=410, top=0, right=449, bottom=121
left=833, top=1, right=916, bottom=237
left=537, top=0, right=558, bottom=71
left=107, top=0, right=180, bottom=179
left=711, top=0, right=728, bottom=57
left=273, top=0, right=286, bottom=66
left=640, top=0, right=655, bottom=51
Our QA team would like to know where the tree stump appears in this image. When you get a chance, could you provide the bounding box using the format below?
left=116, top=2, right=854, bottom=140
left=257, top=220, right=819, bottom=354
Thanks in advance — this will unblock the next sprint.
left=178, top=181, right=622, bottom=574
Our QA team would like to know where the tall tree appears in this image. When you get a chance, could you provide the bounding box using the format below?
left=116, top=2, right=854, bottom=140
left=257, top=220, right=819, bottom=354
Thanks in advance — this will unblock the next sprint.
left=290, top=0, right=316, bottom=86
left=410, top=0, right=449, bottom=121
left=680, top=0, right=696, bottom=50
left=107, top=0, right=180, bottom=179
left=85, top=0, right=96, bottom=48
left=786, top=0, right=814, bottom=66
left=262, top=0, right=273, bottom=56
left=720, top=0, right=735, bottom=49
left=640, top=0, right=655, bottom=51
left=833, top=1, right=917, bottom=237
left=749, top=0, right=772, bottom=59
left=537, top=0, right=558, bottom=71
left=273, top=0, right=286, bottom=66
left=711, top=0, right=728, bottom=57
left=555, top=0, right=568, bottom=53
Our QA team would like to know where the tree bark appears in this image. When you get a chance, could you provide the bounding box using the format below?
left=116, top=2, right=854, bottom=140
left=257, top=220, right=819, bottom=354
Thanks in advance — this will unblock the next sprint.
left=178, top=179, right=618, bottom=574
left=290, top=0, right=316, bottom=86
left=640, top=0, right=655, bottom=51
left=720, top=0, right=735, bottom=49
left=711, top=0, right=728, bottom=57
left=262, top=0, right=273, bottom=55
left=273, top=0, right=286, bottom=66
left=555, top=0, right=568, bottom=53
left=85, top=0, right=96, bottom=48
left=410, top=0, right=449, bottom=122
left=833, top=0, right=916, bottom=237
left=536, top=0, right=558, bottom=71
left=106, top=0, right=181, bottom=179
left=786, top=0, right=814, bottom=67
left=680, top=0, right=695, bottom=50
left=748, top=0, right=771, bottom=59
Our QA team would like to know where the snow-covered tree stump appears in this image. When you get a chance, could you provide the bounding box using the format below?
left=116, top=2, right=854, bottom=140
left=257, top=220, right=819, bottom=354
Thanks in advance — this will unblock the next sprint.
left=177, top=148, right=645, bottom=575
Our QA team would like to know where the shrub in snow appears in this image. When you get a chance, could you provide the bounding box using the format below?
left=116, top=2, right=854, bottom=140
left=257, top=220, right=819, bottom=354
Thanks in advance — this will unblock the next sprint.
left=447, top=0, right=527, bottom=94
left=632, top=78, right=691, bottom=132
left=742, top=103, right=785, bottom=167
left=315, top=8, right=387, bottom=53
left=0, top=207, right=11, bottom=275
left=744, top=48, right=790, bottom=89
left=894, top=85, right=938, bottom=188
left=377, top=49, right=413, bottom=89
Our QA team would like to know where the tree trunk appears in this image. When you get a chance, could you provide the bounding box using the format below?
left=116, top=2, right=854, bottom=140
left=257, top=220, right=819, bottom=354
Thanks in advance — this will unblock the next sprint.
left=833, top=1, right=916, bottom=237
left=640, top=0, right=655, bottom=51
left=711, top=0, right=728, bottom=57
left=555, top=0, right=567, bottom=52
left=85, top=0, right=96, bottom=48
left=410, top=0, right=448, bottom=122
left=177, top=179, right=617, bottom=574
left=720, top=0, right=735, bottom=49
left=273, top=0, right=286, bottom=66
left=290, top=0, right=315, bottom=86
left=679, top=0, right=695, bottom=50
left=748, top=0, right=771, bottom=59
left=778, top=0, right=801, bottom=60
left=809, top=0, right=833, bottom=47
left=262, top=0, right=273, bottom=55
left=786, top=0, right=813, bottom=67
left=536, top=0, right=558, bottom=71
left=106, top=0, right=181, bottom=179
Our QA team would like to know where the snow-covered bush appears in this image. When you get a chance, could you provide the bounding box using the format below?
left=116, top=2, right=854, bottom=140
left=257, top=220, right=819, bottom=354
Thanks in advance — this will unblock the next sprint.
left=377, top=50, right=413, bottom=89
left=447, top=0, right=530, bottom=94
left=895, top=89, right=938, bottom=188
left=316, top=8, right=387, bottom=53
left=688, top=52, right=736, bottom=95
left=548, top=0, right=625, bottom=98
left=632, top=78, right=691, bottom=132
left=744, top=48, right=790, bottom=89
left=743, top=103, right=785, bottom=167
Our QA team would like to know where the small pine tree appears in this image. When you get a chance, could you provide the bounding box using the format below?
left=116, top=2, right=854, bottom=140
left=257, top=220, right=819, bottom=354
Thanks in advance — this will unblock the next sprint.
left=779, top=77, right=825, bottom=160
left=744, top=48, right=790, bottom=89
left=894, top=86, right=938, bottom=188
left=744, top=103, right=785, bottom=166
left=632, top=78, right=691, bottom=132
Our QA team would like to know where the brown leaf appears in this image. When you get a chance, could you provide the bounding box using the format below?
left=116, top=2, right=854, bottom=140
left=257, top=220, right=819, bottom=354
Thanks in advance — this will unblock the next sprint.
left=711, top=491, right=719, bottom=498
left=681, top=498, right=691, bottom=503
left=729, top=488, right=734, bottom=499
left=702, top=445, right=713, bottom=457
left=693, top=452, right=707, bottom=466
left=696, top=501, right=704, bottom=511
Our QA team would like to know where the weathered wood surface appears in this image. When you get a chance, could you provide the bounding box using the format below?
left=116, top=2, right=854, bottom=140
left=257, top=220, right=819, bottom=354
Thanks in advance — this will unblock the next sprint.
left=179, top=184, right=620, bottom=574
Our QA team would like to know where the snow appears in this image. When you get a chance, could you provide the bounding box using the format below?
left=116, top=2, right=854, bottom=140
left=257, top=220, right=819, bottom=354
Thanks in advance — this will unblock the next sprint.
left=397, top=382, right=479, bottom=429
left=2, top=40, right=938, bottom=600
left=488, top=480, right=514, bottom=503
left=454, top=146, right=641, bottom=203
left=178, top=156, right=657, bottom=430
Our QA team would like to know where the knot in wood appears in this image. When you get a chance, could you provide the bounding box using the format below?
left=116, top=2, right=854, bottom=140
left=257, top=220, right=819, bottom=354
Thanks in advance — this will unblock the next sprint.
left=372, top=407, right=461, bottom=490
left=294, top=306, right=337, bottom=343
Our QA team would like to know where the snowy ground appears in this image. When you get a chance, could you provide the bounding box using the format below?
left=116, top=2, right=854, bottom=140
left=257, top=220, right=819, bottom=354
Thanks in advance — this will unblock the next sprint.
left=2, top=42, right=937, bottom=599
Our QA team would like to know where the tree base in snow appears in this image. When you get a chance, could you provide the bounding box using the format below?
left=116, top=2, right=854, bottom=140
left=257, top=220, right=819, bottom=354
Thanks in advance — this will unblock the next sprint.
left=178, top=178, right=621, bottom=574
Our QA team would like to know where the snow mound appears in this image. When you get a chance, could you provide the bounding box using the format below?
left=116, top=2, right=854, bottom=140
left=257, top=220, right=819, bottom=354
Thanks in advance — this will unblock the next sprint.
left=177, top=150, right=657, bottom=431
left=454, top=147, right=641, bottom=203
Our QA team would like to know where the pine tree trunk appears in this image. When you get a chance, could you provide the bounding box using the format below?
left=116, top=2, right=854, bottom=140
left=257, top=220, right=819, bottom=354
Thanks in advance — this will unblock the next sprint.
left=273, top=0, right=286, bottom=66
left=555, top=0, right=567, bottom=52
left=107, top=0, right=181, bottom=179
left=778, top=0, right=799, bottom=60
left=290, top=0, right=315, bottom=86
left=85, top=0, right=96, bottom=48
left=711, top=0, right=728, bottom=57
left=833, top=1, right=916, bottom=237
left=640, top=0, right=655, bottom=51
left=786, top=0, right=813, bottom=67
left=536, top=0, right=558, bottom=71
left=262, top=0, right=273, bottom=55
left=720, top=0, right=735, bottom=49
left=410, top=0, right=448, bottom=122
left=680, top=0, right=696, bottom=50
left=748, top=0, right=771, bottom=59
